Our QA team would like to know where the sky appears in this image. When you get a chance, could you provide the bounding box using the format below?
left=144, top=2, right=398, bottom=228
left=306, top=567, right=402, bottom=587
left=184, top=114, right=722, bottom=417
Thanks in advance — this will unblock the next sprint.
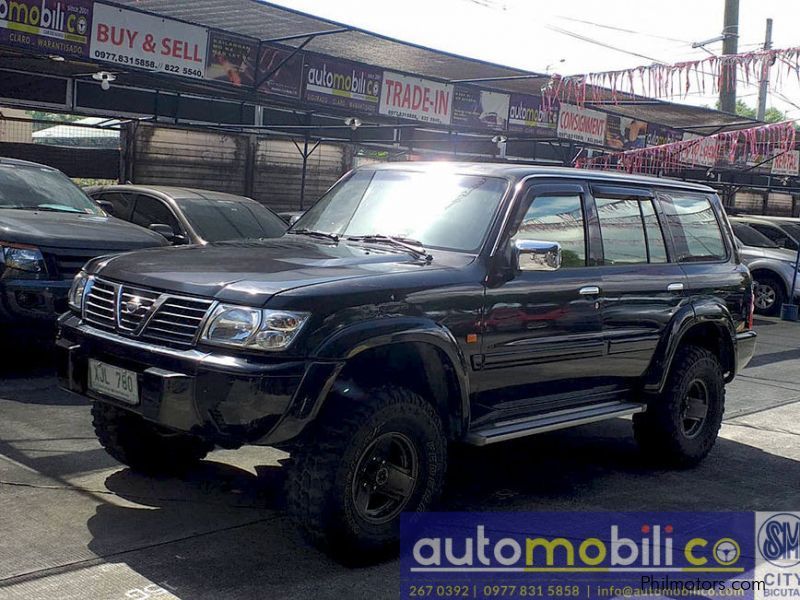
left=269, top=0, right=800, bottom=119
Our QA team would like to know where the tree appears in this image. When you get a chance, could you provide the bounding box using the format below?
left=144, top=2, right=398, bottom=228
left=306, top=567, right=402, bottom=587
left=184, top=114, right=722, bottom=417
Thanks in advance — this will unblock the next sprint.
left=721, top=100, right=787, bottom=124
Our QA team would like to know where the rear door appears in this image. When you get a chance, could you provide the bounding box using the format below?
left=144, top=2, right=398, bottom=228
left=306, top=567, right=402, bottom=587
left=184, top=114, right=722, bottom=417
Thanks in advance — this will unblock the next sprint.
left=590, top=184, right=688, bottom=388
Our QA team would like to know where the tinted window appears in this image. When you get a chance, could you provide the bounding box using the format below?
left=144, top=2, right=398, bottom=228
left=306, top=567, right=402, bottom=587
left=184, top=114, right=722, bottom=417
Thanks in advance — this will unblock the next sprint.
left=514, top=195, right=586, bottom=267
left=0, top=164, right=102, bottom=214
left=748, top=222, right=798, bottom=250
left=96, top=192, right=134, bottom=220
left=732, top=223, right=778, bottom=248
left=640, top=200, right=668, bottom=263
left=659, top=194, right=727, bottom=262
left=595, top=198, right=648, bottom=264
left=178, top=197, right=287, bottom=242
left=778, top=221, right=800, bottom=242
left=131, top=195, right=181, bottom=233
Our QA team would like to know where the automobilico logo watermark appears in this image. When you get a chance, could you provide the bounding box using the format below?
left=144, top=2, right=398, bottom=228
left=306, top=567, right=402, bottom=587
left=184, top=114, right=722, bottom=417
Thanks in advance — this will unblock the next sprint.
left=757, top=513, right=800, bottom=568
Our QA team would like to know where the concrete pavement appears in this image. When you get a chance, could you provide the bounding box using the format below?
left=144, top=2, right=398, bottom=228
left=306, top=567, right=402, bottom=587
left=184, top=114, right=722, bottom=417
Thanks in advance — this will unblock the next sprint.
left=0, top=317, right=798, bottom=600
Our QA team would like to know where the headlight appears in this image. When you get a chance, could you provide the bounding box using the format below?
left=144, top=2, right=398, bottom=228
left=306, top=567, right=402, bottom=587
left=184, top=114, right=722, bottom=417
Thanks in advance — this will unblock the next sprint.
left=68, top=271, right=91, bottom=312
left=201, top=305, right=309, bottom=351
left=1, top=243, right=46, bottom=274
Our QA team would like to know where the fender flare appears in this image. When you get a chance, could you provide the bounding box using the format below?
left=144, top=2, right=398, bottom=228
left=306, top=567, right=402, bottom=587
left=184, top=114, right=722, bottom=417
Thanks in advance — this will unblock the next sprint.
left=312, top=316, right=472, bottom=435
left=643, top=299, right=737, bottom=393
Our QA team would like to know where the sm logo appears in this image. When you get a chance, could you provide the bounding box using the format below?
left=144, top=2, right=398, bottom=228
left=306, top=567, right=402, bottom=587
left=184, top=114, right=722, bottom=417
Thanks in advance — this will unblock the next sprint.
left=758, top=513, right=800, bottom=568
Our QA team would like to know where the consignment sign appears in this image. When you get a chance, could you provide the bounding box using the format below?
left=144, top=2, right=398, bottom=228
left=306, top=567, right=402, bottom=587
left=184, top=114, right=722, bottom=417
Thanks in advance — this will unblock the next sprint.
left=90, top=3, right=207, bottom=78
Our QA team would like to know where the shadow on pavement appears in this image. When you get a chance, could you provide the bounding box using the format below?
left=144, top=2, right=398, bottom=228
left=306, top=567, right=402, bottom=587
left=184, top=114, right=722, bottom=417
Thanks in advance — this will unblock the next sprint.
left=78, top=419, right=799, bottom=599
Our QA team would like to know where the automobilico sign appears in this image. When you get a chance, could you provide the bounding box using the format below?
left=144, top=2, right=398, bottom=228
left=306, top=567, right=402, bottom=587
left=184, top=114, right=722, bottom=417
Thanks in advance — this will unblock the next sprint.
left=379, top=71, right=453, bottom=125
left=0, top=0, right=92, bottom=57
left=557, top=103, right=607, bottom=146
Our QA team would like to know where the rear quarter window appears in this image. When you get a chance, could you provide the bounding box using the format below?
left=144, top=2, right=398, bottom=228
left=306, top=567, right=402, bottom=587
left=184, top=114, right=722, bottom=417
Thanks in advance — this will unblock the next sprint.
left=657, top=192, right=728, bottom=263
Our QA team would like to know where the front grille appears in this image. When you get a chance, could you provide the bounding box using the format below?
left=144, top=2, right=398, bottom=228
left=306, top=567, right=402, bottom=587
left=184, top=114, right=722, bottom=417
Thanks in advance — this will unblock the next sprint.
left=82, top=279, right=214, bottom=348
left=55, top=255, right=92, bottom=280
left=46, top=249, right=116, bottom=281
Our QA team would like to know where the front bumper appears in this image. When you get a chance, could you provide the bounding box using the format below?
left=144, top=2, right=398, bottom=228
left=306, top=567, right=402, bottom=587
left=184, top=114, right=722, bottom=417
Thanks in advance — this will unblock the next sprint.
left=56, top=314, right=343, bottom=447
left=736, top=330, right=757, bottom=373
left=0, top=279, right=71, bottom=326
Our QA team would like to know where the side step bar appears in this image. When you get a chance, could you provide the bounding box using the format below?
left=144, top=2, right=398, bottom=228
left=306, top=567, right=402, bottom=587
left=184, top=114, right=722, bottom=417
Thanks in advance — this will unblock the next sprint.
left=465, top=401, right=647, bottom=446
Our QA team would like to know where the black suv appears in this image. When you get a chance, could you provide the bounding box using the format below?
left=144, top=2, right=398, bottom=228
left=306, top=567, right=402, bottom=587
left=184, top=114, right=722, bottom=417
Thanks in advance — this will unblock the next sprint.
left=0, top=159, right=167, bottom=332
left=57, top=163, right=756, bottom=560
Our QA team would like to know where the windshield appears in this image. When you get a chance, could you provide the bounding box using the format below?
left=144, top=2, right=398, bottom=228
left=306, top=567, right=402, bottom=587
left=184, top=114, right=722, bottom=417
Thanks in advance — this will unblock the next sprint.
left=0, top=164, right=103, bottom=214
left=292, top=169, right=509, bottom=252
left=177, top=197, right=287, bottom=242
left=732, top=222, right=779, bottom=248
left=776, top=221, right=800, bottom=242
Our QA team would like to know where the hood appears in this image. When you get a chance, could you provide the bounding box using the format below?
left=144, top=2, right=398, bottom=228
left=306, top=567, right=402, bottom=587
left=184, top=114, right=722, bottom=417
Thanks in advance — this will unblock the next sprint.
left=92, top=236, right=468, bottom=305
left=0, top=209, right=167, bottom=250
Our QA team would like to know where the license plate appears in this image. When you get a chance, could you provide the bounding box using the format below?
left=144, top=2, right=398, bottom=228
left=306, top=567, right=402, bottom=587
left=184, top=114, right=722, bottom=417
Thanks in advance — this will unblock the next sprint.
left=88, top=359, right=139, bottom=405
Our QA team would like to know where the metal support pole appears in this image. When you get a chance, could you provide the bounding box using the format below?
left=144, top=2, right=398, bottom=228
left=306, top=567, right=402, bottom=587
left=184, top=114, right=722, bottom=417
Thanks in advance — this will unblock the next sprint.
left=757, top=18, right=773, bottom=121
left=719, top=0, right=739, bottom=114
left=300, top=135, right=309, bottom=210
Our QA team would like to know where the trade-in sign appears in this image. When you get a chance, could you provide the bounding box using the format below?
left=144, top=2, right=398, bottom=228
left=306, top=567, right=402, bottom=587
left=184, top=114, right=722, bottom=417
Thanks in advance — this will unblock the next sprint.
left=0, top=0, right=93, bottom=58
left=90, top=3, right=207, bottom=79
left=379, top=71, right=453, bottom=125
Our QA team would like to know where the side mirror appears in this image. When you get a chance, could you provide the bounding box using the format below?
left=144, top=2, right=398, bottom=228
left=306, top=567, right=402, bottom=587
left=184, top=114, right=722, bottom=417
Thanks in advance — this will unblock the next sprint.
left=148, top=223, right=175, bottom=241
left=514, top=239, right=562, bottom=272
left=96, top=200, right=115, bottom=215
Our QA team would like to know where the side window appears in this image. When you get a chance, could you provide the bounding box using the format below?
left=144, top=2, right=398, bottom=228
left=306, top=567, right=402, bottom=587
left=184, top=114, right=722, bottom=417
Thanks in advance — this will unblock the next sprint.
left=595, top=198, right=649, bottom=264
left=131, top=195, right=181, bottom=233
left=640, top=200, right=668, bottom=263
left=96, top=192, right=134, bottom=220
left=512, top=194, right=586, bottom=268
left=658, top=193, right=727, bottom=263
left=748, top=222, right=798, bottom=250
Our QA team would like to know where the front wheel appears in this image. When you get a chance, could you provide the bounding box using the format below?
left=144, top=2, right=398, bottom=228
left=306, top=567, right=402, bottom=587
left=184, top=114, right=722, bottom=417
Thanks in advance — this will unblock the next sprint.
left=286, top=385, right=447, bottom=562
left=753, top=274, right=785, bottom=316
left=633, top=345, right=725, bottom=467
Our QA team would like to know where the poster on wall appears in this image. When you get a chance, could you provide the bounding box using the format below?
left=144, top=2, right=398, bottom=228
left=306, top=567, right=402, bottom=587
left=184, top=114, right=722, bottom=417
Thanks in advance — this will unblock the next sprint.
left=772, top=150, right=800, bottom=176
left=605, top=115, right=648, bottom=150
left=205, top=31, right=256, bottom=87
left=557, top=103, right=607, bottom=146
left=451, top=86, right=509, bottom=131
left=507, top=94, right=558, bottom=136
left=256, top=44, right=304, bottom=98
left=379, top=71, right=453, bottom=125
left=0, top=0, right=93, bottom=58
left=303, top=54, right=382, bottom=114
left=90, top=3, right=207, bottom=78
left=646, top=123, right=684, bottom=147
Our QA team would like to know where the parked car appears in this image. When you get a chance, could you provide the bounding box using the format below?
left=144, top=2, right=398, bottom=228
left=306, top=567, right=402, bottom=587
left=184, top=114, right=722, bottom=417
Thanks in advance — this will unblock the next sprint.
left=730, top=218, right=800, bottom=315
left=86, top=185, right=287, bottom=245
left=733, top=215, right=800, bottom=252
left=57, top=163, right=756, bottom=561
left=0, top=159, right=167, bottom=332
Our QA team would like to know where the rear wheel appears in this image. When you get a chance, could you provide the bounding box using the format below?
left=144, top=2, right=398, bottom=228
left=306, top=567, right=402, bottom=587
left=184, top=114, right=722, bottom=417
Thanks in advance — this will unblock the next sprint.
left=633, top=345, right=725, bottom=467
left=753, top=274, right=785, bottom=316
left=92, top=402, right=213, bottom=474
left=286, top=385, right=447, bottom=562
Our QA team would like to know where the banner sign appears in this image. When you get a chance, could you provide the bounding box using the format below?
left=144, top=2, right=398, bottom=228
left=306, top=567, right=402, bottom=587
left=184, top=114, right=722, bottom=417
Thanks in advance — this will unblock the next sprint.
left=0, top=0, right=93, bottom=58
left=557, top=103, right=607, bottom=146
left=402, top=512, right=764, bottom=600
left=605, top=114, right=648, bottom=150
left=646, top=123, right=684, bottom=147
left=772, top=150, right=800, bottom=176
left=257, top=43, right=304, bottom=98
left=90, top=3, right=206, bottom=78
left=680, top=133, right=718, bottom=167
left=508, top=94, right=558, bottom=136
left=303, top=54, right=382, bottom=114
left=205, top=30, right=256, bottom=88
left=451, top=86, right=510, bottom=131
left=379, top=71, right=453, bottom=125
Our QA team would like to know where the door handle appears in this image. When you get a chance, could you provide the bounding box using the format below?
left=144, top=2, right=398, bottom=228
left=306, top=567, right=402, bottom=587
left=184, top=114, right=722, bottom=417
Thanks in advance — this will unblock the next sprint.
left=667, top=282, right=685, bottom=293
left=579, top=286, right=601, bottom=296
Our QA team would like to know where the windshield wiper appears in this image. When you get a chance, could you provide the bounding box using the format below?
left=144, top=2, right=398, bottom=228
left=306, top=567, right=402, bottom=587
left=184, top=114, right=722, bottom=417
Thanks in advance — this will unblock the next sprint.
left=289, top=228, right=340, bottom=242
left=5, top=205, right=84, bottom=214
left=348, top=234, right=433, bottom=262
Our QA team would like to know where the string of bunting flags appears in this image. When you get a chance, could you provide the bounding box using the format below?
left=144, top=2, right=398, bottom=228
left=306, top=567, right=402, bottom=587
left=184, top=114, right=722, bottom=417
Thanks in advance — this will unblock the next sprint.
left=575, top=121, right=797, bottom=176
left=542, top=46, right=800, bottom=107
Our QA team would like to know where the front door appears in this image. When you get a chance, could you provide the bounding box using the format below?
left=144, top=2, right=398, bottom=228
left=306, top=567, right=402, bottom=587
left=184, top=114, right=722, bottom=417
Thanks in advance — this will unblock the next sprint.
left=475, top=181, right=606, bottom=425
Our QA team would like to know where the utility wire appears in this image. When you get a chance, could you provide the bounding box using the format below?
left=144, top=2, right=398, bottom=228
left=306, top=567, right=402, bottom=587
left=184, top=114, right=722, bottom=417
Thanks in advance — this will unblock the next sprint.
left=554, top=15, right=692, bottom=45
left=544, top=24, right=668, bottom=64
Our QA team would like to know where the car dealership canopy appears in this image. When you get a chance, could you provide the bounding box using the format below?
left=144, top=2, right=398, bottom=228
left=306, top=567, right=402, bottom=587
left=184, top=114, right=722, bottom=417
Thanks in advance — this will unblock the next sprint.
left=0, top=0, right=797, bottom=201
